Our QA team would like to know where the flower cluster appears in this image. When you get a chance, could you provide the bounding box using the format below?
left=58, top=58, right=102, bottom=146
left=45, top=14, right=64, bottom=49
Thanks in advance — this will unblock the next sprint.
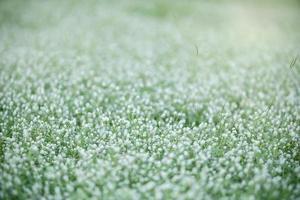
left=0, top=0, right=300, bottom=199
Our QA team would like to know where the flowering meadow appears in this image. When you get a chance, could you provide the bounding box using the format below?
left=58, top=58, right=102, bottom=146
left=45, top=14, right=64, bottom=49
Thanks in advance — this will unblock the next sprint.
left=0, top=0, right=300, bottom=199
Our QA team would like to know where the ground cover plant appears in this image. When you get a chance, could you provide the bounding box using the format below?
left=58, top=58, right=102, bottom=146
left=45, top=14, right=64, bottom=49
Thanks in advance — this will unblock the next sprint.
left=0, top=0, right=300, bottom=199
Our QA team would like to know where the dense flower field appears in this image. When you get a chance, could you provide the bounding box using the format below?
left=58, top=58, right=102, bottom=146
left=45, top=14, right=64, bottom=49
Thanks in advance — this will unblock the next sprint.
left=0, top=0, right=300, bottom=199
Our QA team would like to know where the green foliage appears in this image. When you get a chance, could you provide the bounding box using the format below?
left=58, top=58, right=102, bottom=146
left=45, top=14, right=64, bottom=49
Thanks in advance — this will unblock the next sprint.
left=0, top=0, right=300, bottom=199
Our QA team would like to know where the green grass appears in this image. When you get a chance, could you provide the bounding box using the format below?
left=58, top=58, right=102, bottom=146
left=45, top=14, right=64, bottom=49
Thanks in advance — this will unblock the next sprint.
left=0, top=0, right=300, bottom=199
